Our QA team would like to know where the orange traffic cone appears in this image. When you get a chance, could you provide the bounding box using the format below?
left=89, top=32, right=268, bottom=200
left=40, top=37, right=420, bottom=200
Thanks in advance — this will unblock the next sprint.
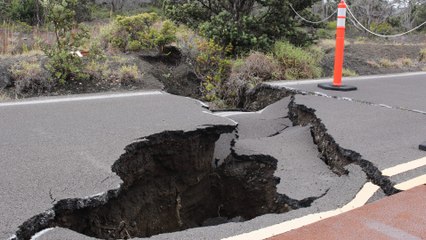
left=319, top=0, right=357, bottom=91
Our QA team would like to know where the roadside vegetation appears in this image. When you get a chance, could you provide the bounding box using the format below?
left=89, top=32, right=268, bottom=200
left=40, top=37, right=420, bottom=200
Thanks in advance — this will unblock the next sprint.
left=0, top=0, right=425, bottom=108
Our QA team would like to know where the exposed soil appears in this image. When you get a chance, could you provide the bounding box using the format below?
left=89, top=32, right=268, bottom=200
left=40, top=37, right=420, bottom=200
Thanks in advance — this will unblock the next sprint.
left=0, top=46, right=201, bottom=100
left=13, top=126, right=298, bottom=240
left=321, top=42, right=426, bottom=77
left=140, top=46, right=201, bottom=99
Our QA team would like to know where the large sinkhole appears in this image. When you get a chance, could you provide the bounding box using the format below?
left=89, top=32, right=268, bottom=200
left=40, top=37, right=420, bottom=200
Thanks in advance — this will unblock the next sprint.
left=17, top=125, right=312, bottom=240
left=14, top=94, right=399, bottom=240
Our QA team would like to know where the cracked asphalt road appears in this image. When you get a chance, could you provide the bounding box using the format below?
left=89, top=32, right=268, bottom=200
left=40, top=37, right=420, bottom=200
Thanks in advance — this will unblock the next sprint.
left=1, top=72, right=426, bottom=240
left=0, top=92, right=235, bottom=239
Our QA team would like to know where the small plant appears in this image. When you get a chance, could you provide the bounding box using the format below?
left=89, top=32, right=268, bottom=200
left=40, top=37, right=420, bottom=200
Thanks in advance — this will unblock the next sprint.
left=419, top=48, right=426, bottom=62
left=273, top=41, right=322, bottom=80
left=379, top=58, right=395, bottom=68
left=397, top=57, right=414, bottom=67
left=118, top=65, right=141, bottom=85
left=366, top=60, right=380, bottom=68
left=342, top=68, right=358, bottom=77
left=10, top=60, right=52, bottom=95
left=223, top=52, right=281, bottom=107
left=0, top=90, right=10, bottom=101
left=84, top=60, right=111, bottom=81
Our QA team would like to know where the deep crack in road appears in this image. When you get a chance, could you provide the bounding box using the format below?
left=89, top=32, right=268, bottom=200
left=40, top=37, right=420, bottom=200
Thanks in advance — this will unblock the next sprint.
left=11, top=93, right=401, bottom=240
left=4, top=75, right=426, bottom=239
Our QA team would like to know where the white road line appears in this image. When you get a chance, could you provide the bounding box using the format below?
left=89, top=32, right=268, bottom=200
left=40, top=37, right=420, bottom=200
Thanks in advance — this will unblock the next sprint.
left=202, top=111, right=239, bottom=125
left=215, top=111, right=258, bottom=117
left=382, top=157, right=426, bottom=177
left=266, top=71, right=426, bottom=87
left=0, top=91, right=163, bottom=107
left=223, top=156, right=426, bottom=240
left=30, top=228, right=55, bottom=240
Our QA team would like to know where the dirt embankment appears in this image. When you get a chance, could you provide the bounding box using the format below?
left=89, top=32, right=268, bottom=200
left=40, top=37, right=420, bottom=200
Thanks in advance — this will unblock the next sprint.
left=321, top=42, right=426, bottom=77
left=1, top=38, right=425, bottom=103
left=0, top=46, right=201, bottom=100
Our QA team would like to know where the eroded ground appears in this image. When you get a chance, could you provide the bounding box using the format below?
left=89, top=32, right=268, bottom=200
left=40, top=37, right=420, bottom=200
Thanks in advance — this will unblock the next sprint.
left=4, top=75, right=426, bottom=239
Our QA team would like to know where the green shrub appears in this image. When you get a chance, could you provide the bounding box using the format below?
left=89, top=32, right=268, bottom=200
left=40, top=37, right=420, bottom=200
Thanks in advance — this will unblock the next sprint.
left=128, top=40, right=143, bottom=51
left=90, top=4, right=111, bottom=19
left=194, top=39, right=232, bottom=101
left=104, top=13, right=177, bottom=53
left=327, top=21, right=337, bottom=30
left=273, top=41, right=322, bottom=80
left=100, top=22, right=129, bottom=50
left=153, top=20, right=178, bottom=53
left=370, top=22, right=394, bottom=35
left=42, top=0, right=89, bottom=84
left=10, top=60, right=52, bottom=95
left=308, top=45, right=325, bottom=63
left=317, top=29, right=333, bottom=39
left=9, top=0, right=43, bottom=25
left=0, top=1, right=10, bottom=22
left=223, top=52, right=282, bottom=107
left=73, top=0, right=92, bottom=22
left=44, top=49, right=89, bottom=84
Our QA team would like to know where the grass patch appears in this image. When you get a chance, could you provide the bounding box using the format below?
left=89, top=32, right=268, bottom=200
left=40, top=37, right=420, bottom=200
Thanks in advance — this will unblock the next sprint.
left=397, top=57, right=414, bottom=67
left=10, top=60, right=52, bottom=95
left=318, top=39, right=350, bottom=50
left=379, top=58, right=396, bottom=68
left=366, top=60, right=380, bottom=68
left=0, top=90, right=10, bottom=101
left=273, top=41, right=322, bottom=80
left=118, top=65, right=142, bottom=85
left=84, top=60, right=111, bottom=80
left=420, top=48, right=426, bottom=62
left=342, top=68, right=358, bottom=77
left=223, top=52, right=281, bottom=107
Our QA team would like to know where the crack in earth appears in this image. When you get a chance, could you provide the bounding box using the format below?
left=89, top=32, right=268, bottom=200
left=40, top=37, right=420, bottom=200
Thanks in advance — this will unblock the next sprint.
left=12, top=124, right=327, bottom=240
left=11, top=89, right=401, bottom=240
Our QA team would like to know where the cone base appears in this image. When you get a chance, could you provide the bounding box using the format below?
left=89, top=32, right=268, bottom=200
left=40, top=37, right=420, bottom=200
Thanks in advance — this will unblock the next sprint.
left=318, top=83, right=357, bottom=91
left=420, top=142, right=426, bottom=151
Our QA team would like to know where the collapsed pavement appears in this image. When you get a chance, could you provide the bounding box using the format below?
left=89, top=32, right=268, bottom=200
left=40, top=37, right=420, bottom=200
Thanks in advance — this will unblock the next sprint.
left=5, top=75, right=426, bottom=239
left=11, top=91, right=405, bottom=240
